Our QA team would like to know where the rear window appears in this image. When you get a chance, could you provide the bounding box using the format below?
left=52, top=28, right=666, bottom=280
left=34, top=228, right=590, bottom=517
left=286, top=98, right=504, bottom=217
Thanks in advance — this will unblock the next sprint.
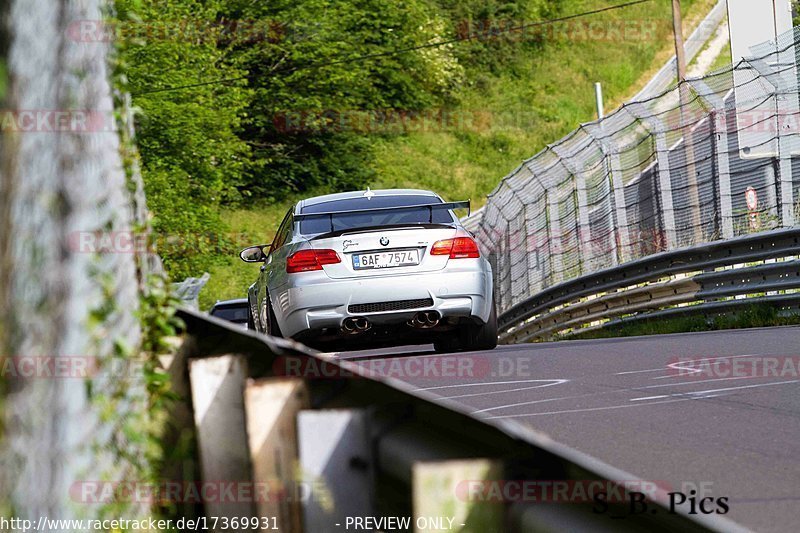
left=299, top=195, right=455, bottom=234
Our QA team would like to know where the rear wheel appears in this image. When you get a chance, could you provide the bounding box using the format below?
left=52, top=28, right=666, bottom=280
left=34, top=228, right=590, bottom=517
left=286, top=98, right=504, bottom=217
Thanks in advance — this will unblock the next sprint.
left=434, top=300, right=498, bottom=353
left=247, top=307, right=256, bottom=330
left=461, top=302, right=497, bottom=351
left=262, top=296, right=283, bottom=337
left=433, top=336, right=461, bottom=354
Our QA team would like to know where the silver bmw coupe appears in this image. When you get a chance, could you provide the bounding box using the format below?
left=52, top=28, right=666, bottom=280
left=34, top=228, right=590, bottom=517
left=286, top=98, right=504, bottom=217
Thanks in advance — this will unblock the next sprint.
left=240, top=189, right=496, bottom=352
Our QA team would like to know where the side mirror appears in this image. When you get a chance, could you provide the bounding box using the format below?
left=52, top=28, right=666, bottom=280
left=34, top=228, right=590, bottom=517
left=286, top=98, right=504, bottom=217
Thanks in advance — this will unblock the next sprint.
left=239, top=245, right=268, bottom=263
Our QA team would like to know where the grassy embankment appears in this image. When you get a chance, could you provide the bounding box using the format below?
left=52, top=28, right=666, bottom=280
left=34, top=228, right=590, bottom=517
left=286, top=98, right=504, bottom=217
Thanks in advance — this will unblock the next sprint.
left=202, top=0, right=719, bottom=309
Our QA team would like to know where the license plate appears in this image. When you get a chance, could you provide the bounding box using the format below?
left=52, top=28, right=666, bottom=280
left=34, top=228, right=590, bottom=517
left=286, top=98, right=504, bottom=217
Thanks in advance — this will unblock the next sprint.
left=352, top=250, right=420, bottom=270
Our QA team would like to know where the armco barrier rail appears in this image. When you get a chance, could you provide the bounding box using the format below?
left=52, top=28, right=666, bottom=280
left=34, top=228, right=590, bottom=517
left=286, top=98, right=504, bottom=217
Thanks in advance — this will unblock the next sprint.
left=468, top=26, right=800, bottom=340
left=169, top=309, right=747, bottom=532
left=498, top=227, right=800, bottom=342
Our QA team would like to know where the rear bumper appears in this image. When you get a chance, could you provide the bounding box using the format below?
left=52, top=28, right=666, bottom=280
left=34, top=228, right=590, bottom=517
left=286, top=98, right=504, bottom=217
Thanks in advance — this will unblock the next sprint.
left=271, top=263, right=493, bottom=338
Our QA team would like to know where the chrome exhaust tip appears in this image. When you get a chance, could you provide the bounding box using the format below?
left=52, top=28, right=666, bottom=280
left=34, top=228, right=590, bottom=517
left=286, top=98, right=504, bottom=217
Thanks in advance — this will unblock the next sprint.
left=424, top=311, right=441, bottom=327
left=342, top=317, right=358, bottom=334
left=343, top=317, right=371, bottom=334
left=410, top=311, right=440, bottom=329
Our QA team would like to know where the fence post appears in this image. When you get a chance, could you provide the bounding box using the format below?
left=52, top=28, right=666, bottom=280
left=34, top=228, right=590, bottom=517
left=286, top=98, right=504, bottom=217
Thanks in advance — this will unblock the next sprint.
left=690, top=79, right=734, bottom=239
left=297, top=409, right=374, bottom=531
left=584, top=125, right=622, bottom=265
left=551, top=151, right=593, bottom=271
left=777, top=89, right=797, bottom=229
left=608, top=150, right=630, bottom=263
left=573, top=172, right=591, bottom=274
left=742, top=57, right=798, bottom=227
left=245, top=377, right=310, bottom=532
left=713, top=111, right=735, bottom=238
left=189, top=355, right=255, bottom=524
left=628, top=103, right=678, bottom=248
left=412, top=459, right=504, bottom=532
left=546, top=189, right=564, bottom=283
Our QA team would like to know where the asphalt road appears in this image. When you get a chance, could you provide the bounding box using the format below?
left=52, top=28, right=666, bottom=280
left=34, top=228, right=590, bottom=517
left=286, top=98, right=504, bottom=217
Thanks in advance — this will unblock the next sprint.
left=336, top=326, right=800, bottom=533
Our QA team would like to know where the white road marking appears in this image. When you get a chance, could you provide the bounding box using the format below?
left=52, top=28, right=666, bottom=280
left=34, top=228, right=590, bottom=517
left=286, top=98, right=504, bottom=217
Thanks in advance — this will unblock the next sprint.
left=630, top=395, right=669, bottom=401
left=473, top=378, right=800, bottom=418
left=640, top=375, right=754, bottom=389
left=432, top=383, right=571, bottom=400
left=615, top=368, right=666, bottom=375
left=482, top=397, right=692, bottom=418
left=483, top=380, right=800, bottom=418
left=681, top=379, right=799, bottom=397
left=473, top=393, right=596, bottom=413
left=414, top=379, right=567, bottom=392
left=657, top=354, right=763, bottom=379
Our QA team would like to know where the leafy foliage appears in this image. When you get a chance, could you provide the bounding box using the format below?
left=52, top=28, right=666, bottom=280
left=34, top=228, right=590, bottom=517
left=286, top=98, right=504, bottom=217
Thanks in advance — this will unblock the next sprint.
left=116, top=0, right=252, bottom=278
left=120, top=0, right=554, bottom=278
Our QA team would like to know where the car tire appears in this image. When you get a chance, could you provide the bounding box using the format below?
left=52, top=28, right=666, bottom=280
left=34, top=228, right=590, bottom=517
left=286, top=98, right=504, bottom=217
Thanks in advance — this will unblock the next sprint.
left=434, top=300, right=498, bottom=353
left=461, top=300, right=498, bottom=352
left=433, top=337, right=461, bottom=354
left=265, top=297, right=283, bottom=338
left=247, top=308, right=256, bottom=331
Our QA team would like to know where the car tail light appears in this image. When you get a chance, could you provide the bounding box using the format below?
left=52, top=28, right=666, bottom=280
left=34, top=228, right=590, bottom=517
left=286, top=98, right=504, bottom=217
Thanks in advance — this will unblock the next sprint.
left=430, top=237, right=480, bottom=259
left=286, top=249, right=341, bottom=273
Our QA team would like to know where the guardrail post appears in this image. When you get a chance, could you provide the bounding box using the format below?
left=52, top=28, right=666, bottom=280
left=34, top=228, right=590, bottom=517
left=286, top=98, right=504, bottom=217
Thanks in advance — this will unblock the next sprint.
left=297, top=409, right=374, bottom=531
left=189, top=355, right=255, bottom=524
left=412, top=459, right=504, bottom=532
left=245, top=377, right=310, bottom=532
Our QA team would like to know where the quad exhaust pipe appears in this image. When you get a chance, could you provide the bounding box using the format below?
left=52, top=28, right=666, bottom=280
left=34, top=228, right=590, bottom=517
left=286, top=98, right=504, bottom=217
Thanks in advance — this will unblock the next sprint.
left=342, top=317, right=371, bottom=334
left=409, top=310, right=441, bottom=329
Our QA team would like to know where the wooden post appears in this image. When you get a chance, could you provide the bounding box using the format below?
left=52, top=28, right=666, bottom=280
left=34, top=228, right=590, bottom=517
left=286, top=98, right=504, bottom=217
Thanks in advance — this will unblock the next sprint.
left=412, top=459, right=504, bottom=533
left=297, top=409, right=374, bottom=531
left=245, top=377, right=310, bottom=532
left=189, top=355, right=254, bottom=529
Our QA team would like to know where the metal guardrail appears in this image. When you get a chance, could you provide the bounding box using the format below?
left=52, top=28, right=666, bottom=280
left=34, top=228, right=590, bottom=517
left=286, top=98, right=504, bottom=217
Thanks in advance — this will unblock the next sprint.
left=168, top=309, right=748, bottom=533
left=499, top=228, right=800, bottom=343
left=171, top=272, right=210, bottom=309
left=470, top=24, right=800, bottom=340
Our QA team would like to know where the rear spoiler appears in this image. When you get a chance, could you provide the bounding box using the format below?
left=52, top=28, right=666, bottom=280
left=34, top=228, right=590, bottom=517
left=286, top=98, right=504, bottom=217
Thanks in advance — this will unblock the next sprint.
left=293, top=200, right=471, bottom=223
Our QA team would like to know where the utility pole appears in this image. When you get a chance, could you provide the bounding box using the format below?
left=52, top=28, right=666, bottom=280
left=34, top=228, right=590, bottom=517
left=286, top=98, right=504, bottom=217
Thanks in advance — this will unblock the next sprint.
left=671, top=0, right=689, bottom=82
left=671, top=0, right=703, bottom=244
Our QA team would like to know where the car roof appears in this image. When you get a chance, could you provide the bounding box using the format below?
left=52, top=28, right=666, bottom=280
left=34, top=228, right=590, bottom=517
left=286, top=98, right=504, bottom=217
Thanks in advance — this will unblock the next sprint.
left=297, top=189, right=440, bottom=212
left=211, top=298, right=248, bottom=309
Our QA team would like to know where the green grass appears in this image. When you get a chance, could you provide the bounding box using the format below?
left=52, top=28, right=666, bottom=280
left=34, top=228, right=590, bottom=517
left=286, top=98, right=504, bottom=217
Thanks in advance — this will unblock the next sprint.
left=200, top=199, right=292, bottom=309
left=372, top=0, right=717, bottom=209
left=202, top=0, right=718, bottom=308
left=708, top=39, right=732, bottom=73
left=562, top=304, right=800, bottom=341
